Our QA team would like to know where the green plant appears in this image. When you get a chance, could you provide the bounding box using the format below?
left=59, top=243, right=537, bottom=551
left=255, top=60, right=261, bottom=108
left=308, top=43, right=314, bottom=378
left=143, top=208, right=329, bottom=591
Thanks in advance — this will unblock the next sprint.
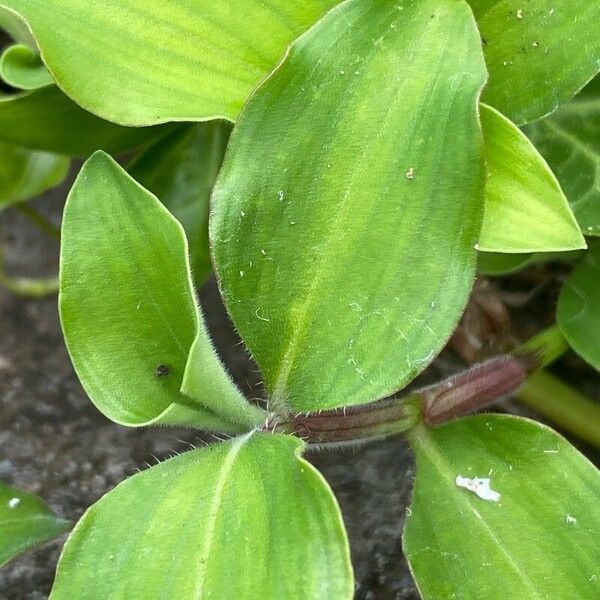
left=1, top=1, right=599, bottom=598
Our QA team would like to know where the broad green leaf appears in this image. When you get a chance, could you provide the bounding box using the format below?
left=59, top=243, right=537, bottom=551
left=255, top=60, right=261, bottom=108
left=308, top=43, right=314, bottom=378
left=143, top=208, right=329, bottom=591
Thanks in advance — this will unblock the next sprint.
left=524, top=76, right=600, bottom=237
left=404, top=415, right=600, bottom=599
left=557, top=241, right=600, bottom=373
left=472, top=1, right=600, bottom=125
left=50, top=433, right=353, bottom=600
left=0, top=6, right=34, bottom=46
left=60, top=152, right=263, bottom=430
left=0, top=140, right=69, bottom=210
left=0, top=43, right=53, bottom=90
left=129, top=122, right=232, bottom=285
left=0, top=86, right=174, bottom=156
left=0, top=480, right=70, bottom=567
left=0, top=0, right=340, bottom=126
left=479, top=104, right=585, bottom=253
left=212, top=0, right=487, bottom=412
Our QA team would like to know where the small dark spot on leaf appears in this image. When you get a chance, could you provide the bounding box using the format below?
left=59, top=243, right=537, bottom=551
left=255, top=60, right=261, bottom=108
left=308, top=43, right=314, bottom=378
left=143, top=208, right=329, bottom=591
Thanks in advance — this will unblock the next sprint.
left=155, top=364, right=170, bottom=378
left=481, top=37, right=488, bottom=46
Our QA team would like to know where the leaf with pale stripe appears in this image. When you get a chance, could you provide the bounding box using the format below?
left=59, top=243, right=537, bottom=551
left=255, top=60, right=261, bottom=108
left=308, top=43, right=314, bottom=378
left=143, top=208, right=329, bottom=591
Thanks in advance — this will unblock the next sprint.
left=0, top=0, right=340, bottom=125
left=479, top=103, right=585, bottom=253
left=212, top=0, right=487, bottom=412
left=404, top=415, right=600, bottom=599
left=50, top=434, right=353, bottom=600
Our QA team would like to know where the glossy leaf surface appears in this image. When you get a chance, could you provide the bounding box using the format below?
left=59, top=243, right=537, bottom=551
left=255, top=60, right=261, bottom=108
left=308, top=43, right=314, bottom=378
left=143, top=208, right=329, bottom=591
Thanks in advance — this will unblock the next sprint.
left=0, top=0, right=339, bottom=125
left=50, top=434, right=353, bottom=600
left=524, top=76, right=600, bottom=237
left=472, top=0, right=600, bottom=124
left=0, top=86, right=173, bottom=156
left=0, top=481, right=70, bottom=567
left=404, top=415, right=600, bottom=599
left=129, top=122, right=232, bottom=285
left=60, top=152, right=260, bottom=430
left=0, top=43, right=52, bottom=90
left=212, top=0, right=487, bottom=411
left=557, top=241, right=600, bottom=372
left=479, top=104, right=585, bottom=253
left=0, top=140, right=69, bottom=209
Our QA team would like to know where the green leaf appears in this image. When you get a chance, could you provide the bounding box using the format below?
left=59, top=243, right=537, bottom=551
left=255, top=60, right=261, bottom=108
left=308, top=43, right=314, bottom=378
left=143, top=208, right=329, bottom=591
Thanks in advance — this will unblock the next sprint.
left=50, top=433, right=353, bottom=600
left=0, top=6, right=35, bottom=46
left=557, top=241, right=600, bottom=372
left=129, top=122, right=232, bottom=286
left=0, top=140, right=69, bottom=210
left=0, top=0, right=340, bottom=126
left=479, top=104, right=585, bottom=253
left=60, top=152, right=263, bottom=430
left=0, top=86, right=175, bottom=156
left=472, top=1, right=600, bottom=125
left=0, top=480, right=70, bottom=567
left=524, top=76, right=600, bottom=237
left=404, top=415, right=600, bottom=599
left=212, top=0, right=487, bottom=412
left=0, top=43, right=53, bottom=90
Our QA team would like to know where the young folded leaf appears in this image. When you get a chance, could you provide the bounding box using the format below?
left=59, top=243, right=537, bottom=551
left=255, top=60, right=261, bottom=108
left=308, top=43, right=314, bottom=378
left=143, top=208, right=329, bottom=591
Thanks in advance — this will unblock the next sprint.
left=0, top=43, right=53, bottom=90
left=479, top=104, right=586, bottom=253
left=557, top=241, right=600, bottom=373
left=0, top=86, right=174, bottom=156
left=404, top=415, right=600, bottom=599
left=0, top=0, right=339, bottom=125
left=60, top=152, right=262, bottom=430
left=50, top=434, right=353, bottom=600
left=0, top=480, right=70, bottom=567
left=0, top=140, right=69, bottom=210
left=212, top=0, right=487, bottom=412
left=471, top=0, right=600, bottom=124
left=129, top=122, right=232, bottom=286
left=524, top=75, right=600, bottom=237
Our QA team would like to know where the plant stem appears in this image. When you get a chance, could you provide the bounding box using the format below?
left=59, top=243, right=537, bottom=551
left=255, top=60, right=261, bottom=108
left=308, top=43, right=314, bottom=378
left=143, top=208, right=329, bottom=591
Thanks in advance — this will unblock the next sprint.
left=517, top=370, right=600, bottom=449
left=0, top=272, right=59, bottom=297
left=15, top=204, right=61, bottom=241
left=513, top=324, right=570, bottom=370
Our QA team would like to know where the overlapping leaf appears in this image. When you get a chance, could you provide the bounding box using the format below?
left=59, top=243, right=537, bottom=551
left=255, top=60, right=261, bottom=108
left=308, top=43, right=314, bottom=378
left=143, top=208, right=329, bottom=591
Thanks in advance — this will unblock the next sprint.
left=0, top=0, right=340, bottom=125
left=60, top=152, right=263, bottom=430
left=557, top=241, right=600, bottom=373
left=0, top=43, right=52, bottom=90
left=0, top=140, right=68, bottom=210
left=212, top=0, right=487, bottom=412
left=0, top=481, right=70, bottom=567
left=479, top=104, right=585, bottom=253
left=472, top=0, right=600, bottom=124
left=524, top=76, right=600, bottom=237
left=129, top=122, right=232, bottom=285
left=0, top=86, right=173, bottom=156
left=50, top=434, right=353, bottom=600
left=404, top=415, right=600, bottom=599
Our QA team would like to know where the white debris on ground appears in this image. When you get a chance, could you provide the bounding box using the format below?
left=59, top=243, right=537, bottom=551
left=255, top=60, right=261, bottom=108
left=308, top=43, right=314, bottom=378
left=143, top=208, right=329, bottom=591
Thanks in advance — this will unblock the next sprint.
left=8, top=497, right=20, bottom=509
left=455, top=476, right=501, bottom=502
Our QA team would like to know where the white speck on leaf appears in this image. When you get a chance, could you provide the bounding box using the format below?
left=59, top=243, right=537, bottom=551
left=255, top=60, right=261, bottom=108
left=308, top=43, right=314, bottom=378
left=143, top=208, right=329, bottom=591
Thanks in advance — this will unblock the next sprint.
left=8, top=497, right=20, bottom=509
left=240, top=210, right=246, bottom=217
left=456, top=476, right=501, bottom=502
left=278, top=190, right=284, bottom=201
left=474, top=243, right=480, bottom=250
left=516, top=9, right=523, bottom=19
left=239, top=270, right=244, bottom=277
left=405, top=166, right=415, bottom=180
left=566, top=514, right=578, bottom=525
